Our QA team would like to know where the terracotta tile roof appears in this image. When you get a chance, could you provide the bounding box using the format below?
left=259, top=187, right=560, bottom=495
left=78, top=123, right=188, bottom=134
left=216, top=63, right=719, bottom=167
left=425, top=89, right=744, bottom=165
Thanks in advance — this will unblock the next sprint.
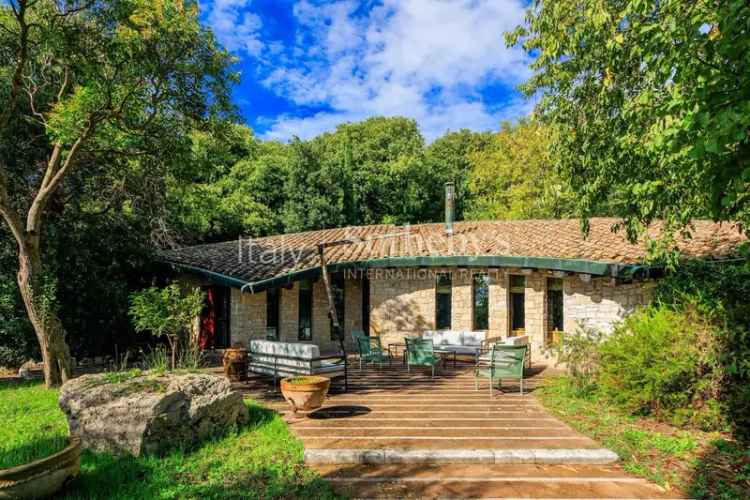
left=161, top=218, right=746, bottom=286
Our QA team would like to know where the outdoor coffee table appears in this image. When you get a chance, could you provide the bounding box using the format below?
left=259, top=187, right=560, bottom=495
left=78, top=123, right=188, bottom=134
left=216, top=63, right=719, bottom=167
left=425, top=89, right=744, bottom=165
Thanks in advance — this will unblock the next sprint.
left=387, top=343, right=458, bottom=368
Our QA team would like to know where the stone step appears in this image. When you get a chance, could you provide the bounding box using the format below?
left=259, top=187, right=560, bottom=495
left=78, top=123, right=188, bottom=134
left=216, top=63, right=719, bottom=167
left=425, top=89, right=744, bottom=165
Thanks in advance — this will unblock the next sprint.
left=302, top=437, right=602, bottom=450
left=295, top=428, right=582, bottom=438
left=305, top=447, right=619, bottom=464
left=313, top=463, right=679, bottom=499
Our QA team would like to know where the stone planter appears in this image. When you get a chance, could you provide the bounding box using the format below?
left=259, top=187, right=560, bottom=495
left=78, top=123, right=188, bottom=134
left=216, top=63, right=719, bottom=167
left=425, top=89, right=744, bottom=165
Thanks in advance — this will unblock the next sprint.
left=280, top=376, right=330, bottom=414
left=0, top=437, right=81, bottom=499
left=223, top=347, right=248, bottom=382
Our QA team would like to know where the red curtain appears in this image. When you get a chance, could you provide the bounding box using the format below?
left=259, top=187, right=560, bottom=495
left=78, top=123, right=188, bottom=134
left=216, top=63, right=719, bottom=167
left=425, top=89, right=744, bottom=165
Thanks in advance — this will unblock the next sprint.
left=199, top=288, right=216, bottom=349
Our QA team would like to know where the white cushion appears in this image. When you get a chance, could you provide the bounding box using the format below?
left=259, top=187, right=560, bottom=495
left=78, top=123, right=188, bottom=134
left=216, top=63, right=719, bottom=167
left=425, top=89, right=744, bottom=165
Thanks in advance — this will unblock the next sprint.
left=423, top=330, right=486, bottom=347
left=503, top=335, right=529, bottom=346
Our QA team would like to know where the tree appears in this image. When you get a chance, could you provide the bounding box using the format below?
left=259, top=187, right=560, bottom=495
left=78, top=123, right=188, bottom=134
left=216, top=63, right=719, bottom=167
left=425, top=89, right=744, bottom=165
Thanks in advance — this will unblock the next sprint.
left=166, top=124, right=288, bottom=242
left=282, top=117, right=431, bottom=232
left=0, top=0, right=233, bottom=387
left=424, top=130, right=493, bottom=221
left=508, top=0, right=750, bottom=241
left=129, top=284, right=204, bottom=370
left=466, top=119, right=575, bottom=220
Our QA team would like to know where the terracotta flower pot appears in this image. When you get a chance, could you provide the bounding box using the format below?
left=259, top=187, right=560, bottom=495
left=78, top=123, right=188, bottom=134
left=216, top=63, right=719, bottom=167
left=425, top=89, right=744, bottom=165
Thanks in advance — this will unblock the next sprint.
left=0, top=437, right=81, bottom=499
left=280, top=376, right=330, bottom=414
left=223, top=347, right=248, bottom=382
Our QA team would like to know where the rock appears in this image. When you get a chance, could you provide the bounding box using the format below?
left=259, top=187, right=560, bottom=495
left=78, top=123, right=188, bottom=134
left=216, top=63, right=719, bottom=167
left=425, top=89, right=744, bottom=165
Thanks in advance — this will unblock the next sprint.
left=59, top=372, right=249, bottom=456
left=18, top=360, right=36, bottom=380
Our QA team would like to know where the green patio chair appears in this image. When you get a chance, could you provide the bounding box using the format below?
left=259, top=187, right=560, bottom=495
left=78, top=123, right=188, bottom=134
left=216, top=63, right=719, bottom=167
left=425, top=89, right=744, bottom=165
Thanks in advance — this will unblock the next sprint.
left=405, top=338, right=440, bottom=378
left=356, top=335, right=391, bottom=371
left=474, top=344, right=527, bottom=397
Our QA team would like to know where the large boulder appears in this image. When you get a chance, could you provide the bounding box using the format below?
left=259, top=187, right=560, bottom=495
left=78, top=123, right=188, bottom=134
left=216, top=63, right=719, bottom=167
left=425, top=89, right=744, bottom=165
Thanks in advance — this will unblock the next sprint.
left=59, top=372, right=249, bottom=456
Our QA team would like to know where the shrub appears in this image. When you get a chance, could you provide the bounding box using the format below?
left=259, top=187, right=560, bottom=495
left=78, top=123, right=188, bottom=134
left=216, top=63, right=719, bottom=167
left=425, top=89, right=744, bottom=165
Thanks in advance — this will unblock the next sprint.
left=596, top=306, right=725, bottom=428
left=545, top=322, right=604, bottom=394
left=655, top=259, right=750, bottom=438
left=129, top=284, right=205, bottom=370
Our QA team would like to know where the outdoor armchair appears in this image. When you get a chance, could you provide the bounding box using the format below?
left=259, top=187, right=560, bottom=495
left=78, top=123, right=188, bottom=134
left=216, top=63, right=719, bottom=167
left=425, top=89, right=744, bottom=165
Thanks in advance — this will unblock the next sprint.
left=355, top=334, right=391, bottom=371
left=405, top=337, right=440, bottom=378
left=474, top=343, right=527, bottom=397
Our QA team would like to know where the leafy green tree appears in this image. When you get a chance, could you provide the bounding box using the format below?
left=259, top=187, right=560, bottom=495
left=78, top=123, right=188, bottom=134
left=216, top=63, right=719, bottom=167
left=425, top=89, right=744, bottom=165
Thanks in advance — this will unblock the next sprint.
left=167, top=124, right=287, bottom=242
left=509, top=0, right=750, bottom=240
left=129, top=284, right=204, bottom=370
left=424, top=129, right=493, bottom=221
left=0, top=0, right=233, bottom=387
left=282, top=117, right=428, bottom=231
left=466, top=120, right=575, bottom=220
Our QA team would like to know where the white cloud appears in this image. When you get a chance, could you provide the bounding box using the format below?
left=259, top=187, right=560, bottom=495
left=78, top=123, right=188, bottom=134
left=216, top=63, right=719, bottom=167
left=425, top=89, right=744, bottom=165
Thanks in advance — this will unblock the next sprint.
left=210, top=0, right=534, bottom=141
left=205, top=0, right=264, bottom=56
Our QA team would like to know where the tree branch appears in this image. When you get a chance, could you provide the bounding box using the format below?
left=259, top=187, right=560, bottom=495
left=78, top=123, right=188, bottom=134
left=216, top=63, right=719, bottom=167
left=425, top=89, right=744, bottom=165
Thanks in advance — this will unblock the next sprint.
left=27, top=120, right=96, bottom=233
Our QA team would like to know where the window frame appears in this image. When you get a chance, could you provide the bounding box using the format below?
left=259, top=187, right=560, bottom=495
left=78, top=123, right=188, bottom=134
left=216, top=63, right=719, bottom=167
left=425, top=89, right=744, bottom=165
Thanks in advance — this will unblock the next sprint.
left=546, top=278, right=564, bottom=342
left=472, top=273, right=490, bottom=331
left=266, top=287, right=280, bottom=340
left=435, top=272, right=452, bottom=330
left=298, top=280, right=313, bottom=341
left=509, top=275, right=526, bottom=336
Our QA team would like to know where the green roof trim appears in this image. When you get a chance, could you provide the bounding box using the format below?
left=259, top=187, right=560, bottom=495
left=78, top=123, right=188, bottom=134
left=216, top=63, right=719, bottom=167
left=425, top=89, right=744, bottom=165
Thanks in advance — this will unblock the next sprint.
left=165, top=262, right=251, bottom=289
left=164, top=255, right=650, bottom=293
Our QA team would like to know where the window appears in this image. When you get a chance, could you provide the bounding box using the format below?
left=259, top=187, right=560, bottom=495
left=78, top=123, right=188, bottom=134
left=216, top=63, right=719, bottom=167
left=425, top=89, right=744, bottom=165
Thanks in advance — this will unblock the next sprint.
left=298, top=280, right=313, bottom=341
left=435, top=272, right=452, bottom=330
left=266, top=288, right=280, bottom=340
left=330, top=274, right=345, bottom=341
left=509, top=275, right=525, bottom=335
left=472, top=273, right=489, bottom=330
left=547, top=278, right=564, bottom=340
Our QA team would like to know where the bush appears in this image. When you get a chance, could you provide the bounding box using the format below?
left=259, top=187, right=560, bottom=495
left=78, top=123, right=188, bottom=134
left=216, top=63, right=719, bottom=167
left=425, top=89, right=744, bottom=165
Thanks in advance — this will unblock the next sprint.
left=596, top=306, right=725, bottom=429
left=546, top=322, right=604, bottom=394
left=655, top=259, right=750, bottom=438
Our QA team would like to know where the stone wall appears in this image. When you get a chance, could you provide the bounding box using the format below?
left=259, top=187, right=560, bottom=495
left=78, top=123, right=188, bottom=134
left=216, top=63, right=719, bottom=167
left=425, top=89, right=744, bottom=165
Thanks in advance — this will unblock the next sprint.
left=188, top=267, right=655, bottom=363
left=229, top=275, right=362, bottom=355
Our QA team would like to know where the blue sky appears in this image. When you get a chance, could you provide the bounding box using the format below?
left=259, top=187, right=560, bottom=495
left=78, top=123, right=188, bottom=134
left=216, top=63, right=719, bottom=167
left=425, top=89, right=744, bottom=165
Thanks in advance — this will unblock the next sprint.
left=200, top=0, right=534, bottom=142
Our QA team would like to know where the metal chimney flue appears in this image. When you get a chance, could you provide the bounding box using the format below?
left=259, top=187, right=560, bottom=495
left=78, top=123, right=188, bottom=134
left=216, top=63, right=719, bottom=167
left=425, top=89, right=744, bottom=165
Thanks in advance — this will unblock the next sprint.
left=445, top=182, right=455, bottom=235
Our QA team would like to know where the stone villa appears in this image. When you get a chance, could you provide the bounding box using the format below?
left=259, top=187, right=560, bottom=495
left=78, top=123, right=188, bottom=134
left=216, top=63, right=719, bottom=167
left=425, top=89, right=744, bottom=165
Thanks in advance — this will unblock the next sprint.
left=162, top=217, right=745, bottom=363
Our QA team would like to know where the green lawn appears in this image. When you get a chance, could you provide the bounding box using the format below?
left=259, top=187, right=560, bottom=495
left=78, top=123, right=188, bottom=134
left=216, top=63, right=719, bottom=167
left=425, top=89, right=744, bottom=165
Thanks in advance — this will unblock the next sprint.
left=0, top=380, right=339, bottom=499
left=537, top=376, right=750, bottom=499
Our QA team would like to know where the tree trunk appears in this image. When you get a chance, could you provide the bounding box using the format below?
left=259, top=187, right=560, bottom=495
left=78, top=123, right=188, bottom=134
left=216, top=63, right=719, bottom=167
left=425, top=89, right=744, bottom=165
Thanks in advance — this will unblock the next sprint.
left=16, top=236, right=72, bottom=388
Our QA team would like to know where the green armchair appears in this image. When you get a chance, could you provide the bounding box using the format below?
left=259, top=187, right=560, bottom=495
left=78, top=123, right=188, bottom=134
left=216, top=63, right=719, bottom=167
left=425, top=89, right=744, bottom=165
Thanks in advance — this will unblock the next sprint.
left=405, top=338, right=440, bottom=378
left=474, top=344, right=527, bottom=397
left=355, top=334, right=391, bottom=371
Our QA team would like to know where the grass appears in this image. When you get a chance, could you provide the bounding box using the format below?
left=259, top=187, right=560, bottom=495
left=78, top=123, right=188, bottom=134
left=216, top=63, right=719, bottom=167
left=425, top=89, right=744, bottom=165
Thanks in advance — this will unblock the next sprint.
left=537, top=376, right=750, bottom=499
left=0, top=380, right=339, bottom=499
left=0, top=380, right=70, bottom=469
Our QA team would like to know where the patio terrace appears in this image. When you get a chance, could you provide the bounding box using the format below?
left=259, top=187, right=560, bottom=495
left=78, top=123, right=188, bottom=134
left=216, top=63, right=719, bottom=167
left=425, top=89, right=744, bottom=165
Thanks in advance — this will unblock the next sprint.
left=223, top=362, right=681, bottom=498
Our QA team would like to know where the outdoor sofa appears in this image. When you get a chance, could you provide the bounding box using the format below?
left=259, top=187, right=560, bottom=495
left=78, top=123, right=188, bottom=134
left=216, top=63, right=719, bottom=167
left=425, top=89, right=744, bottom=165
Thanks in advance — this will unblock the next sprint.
left=422, top=330, right=531, bottom=367
left=248, top=339, right=348, bottom=391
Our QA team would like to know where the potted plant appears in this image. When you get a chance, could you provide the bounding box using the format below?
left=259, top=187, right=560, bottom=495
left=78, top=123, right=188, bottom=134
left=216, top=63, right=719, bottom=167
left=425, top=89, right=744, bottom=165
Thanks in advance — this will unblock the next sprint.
left=280, top=375, right=330, bottom=414
left=0, top=437, right=81, bottom=499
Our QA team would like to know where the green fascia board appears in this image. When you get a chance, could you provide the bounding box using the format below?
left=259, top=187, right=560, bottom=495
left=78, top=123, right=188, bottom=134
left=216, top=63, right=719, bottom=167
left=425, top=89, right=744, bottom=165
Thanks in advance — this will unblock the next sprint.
left=164, top=261, right=251, bottom=289
left=233, top=256, right=650, bottom=293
